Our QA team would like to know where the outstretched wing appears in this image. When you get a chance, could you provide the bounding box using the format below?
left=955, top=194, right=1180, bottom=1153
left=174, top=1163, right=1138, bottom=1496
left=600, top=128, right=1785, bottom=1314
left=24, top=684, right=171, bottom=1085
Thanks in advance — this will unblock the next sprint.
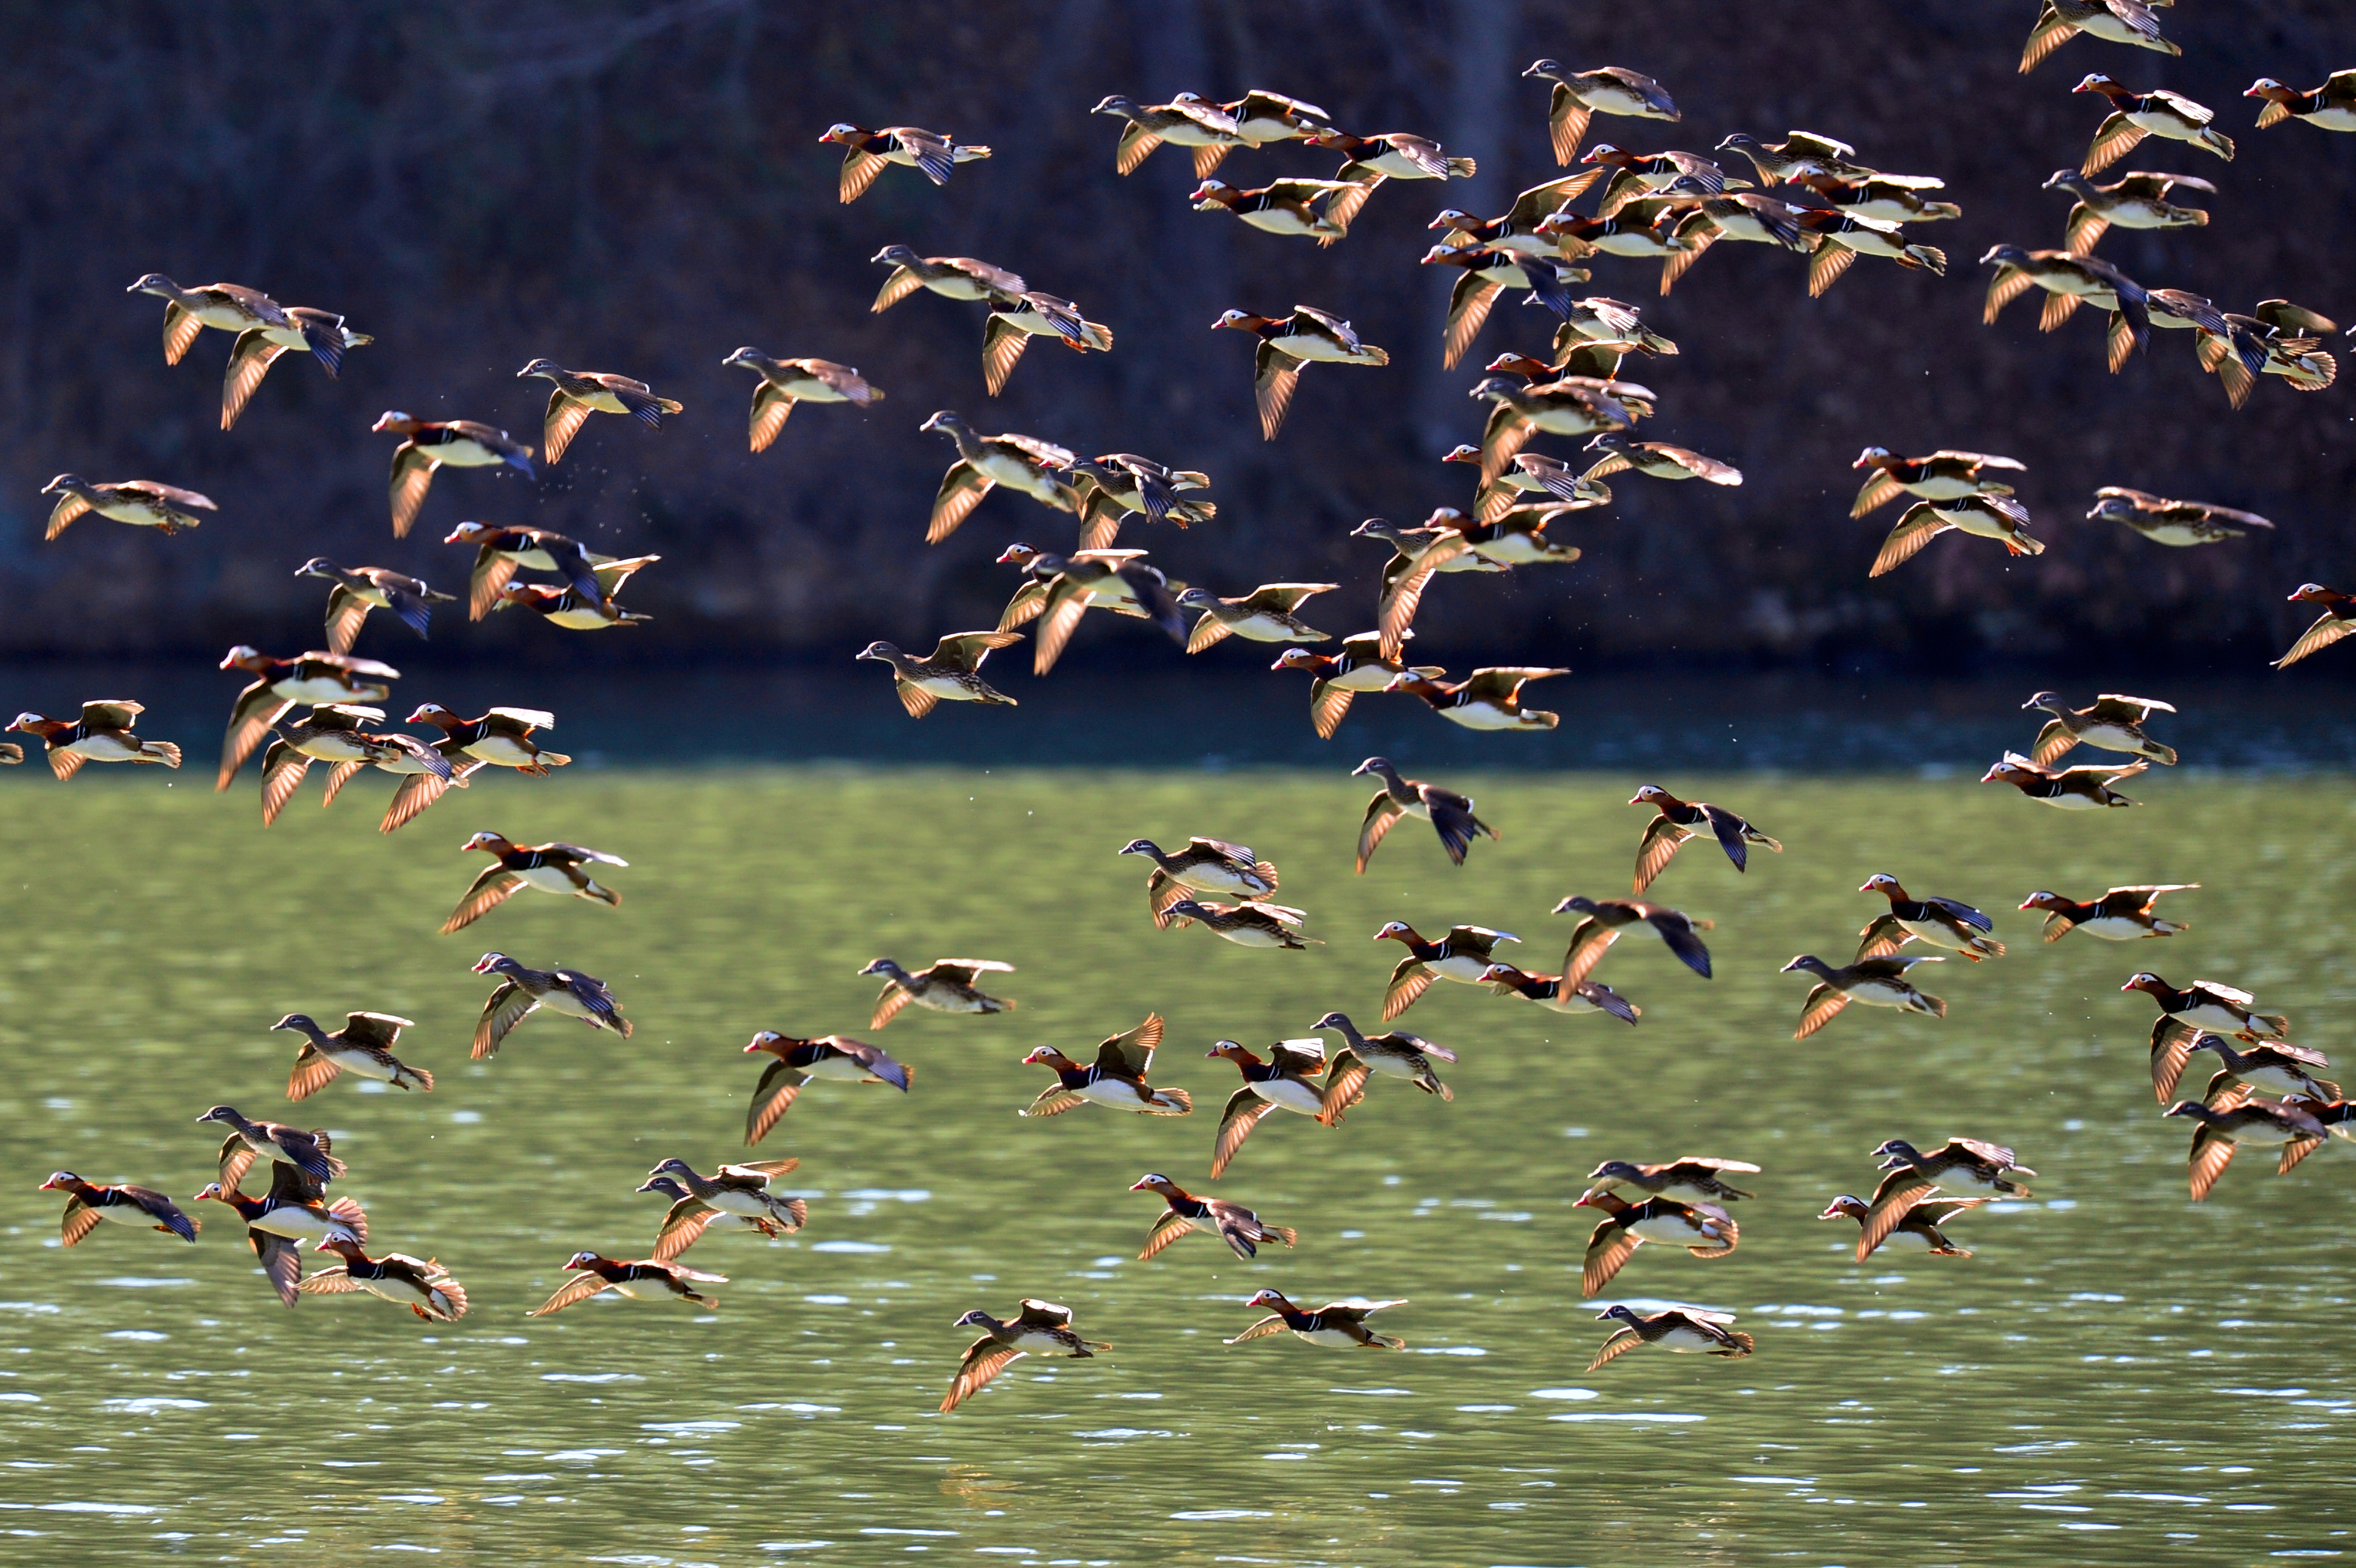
left=1870, top=505, right=1950, bottom=577
left=526, top=1272, right=611, bottom=1316
left=941, top=1340, right=1025, bottom=1411
left=1793, top=983, right=1851, bottom=1040
left=1223, top=1313, right=1290, bottom=1345
left=1096, top=1013, right=1165, bottom=1079
left=1585, top=1326, right=1646, bottom=1371
left=441, top=868, right=524, bottom=935
left=1381, top=957, right=1436, bottom=1021
left=1356, top=792, right=1405, bottom=874
left=1581, top=1222, right=1642, bottom=1296
left=1138, top=1209, right=1196, bottom=1261
left=1212, top=1086, right=1276, bottom=1178
left=1317, top=1050, right=1371, bottom=1127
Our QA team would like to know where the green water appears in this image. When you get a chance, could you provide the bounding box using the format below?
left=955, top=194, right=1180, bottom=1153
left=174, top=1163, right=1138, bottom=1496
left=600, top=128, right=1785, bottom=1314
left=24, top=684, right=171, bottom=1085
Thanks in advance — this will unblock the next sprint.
left=4, top=766, right=2353, bottom=1566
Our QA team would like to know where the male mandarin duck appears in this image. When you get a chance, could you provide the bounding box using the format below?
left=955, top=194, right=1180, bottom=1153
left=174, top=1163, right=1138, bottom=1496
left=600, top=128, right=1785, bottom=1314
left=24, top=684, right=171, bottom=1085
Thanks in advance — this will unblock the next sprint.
left=2275, top=584, right=2356, bottom=668
left=1794, top=210, right=1947, bottom=296
left=635, top=1176, right=787, bottom=1254
left=818, top=123, right=990, bottom=201
left=861, top=957, right=1016, bottom=1027
left=1629, top=785, right=1781, bottom=892
left=1309, top=1011, right=1455, bottom=1124
left=2165, top=1097, right=2327, bottom=1202
left=1818, top=1193, right=1984, bottom=1259
left=218, top=305, right=371, bottom=430
left=2086, top=486, right=2269, bottom=547
left=1129, top=1173, right=1297, bottom=1261
left=1521, top=61, right=1679, bottom=164
left=41, top=474, right=216, bottom=540
left=1304, top=128, right=1476, bottom=227
left=1445, top=446, right=1607, bottom=524
left=372, top=412, right=534, bottom=539
left=1421, top=244, right=1586, bottom=372
left=196, top=1163, right=368, bottom=1308
left=1794, top=169, right=1962, bottom=226
left=443, top=522, right=636, bottom=621
left=1226, top=1290, right=1406, bottom=1349
left=2042, top=169, right=2211, bottom=255
left=1980, top=244, right=2150, bottom=371
left=870, top=246, right=1028, bottom=315
left=742, top=1032, right=911, bottom=1144
left=1577, top=144, right=1738, bottom=217
left=40, top=1172, right=197, bottom=1246
left=1856, top=875, right=2004, bottom=962
left=1587, top=1305, right=1753, bottom=1369
left=1872, top=495, right=2044, bottom=576
left=1374, top=921, right=1520, bottom=1019
left=2074, top=75, right=2233, bottom=174
left=1063, top=454, right=1217, bottom=547
left=1655, top=184, right=1815, bottom=295
left=1273, top=634, right=1441, bottom=740
left=1178, top=584, right=1335, bottom=653
left=2150, top=1028, right=2331, bottom=1105
left=980, top=291, right=1113, bottom=397
left=1220, top=90, right=1339, bottom=147
left=1470, top=373, right=1653, bottom=484
left=296, top=559, right=455, bottom=653
left=8, top=702, right=181, bottom=779
left=527, top=1252, right=726, bottom=1315
left=1478, top=962, right=1643, bottom=1025
left=217, top=647, right=399, bottom=789
left=1574, top=1187, right=1738, bottom=1296
left=1425, top=171, right=1608, bottom=260
left=920, top=412, right=1077, bottom=543
left=1006, top=548, right=1186, bottom=673
left=1188, top=178, right=1358, bottom=244
left=256, top=709, right=424, bottom=829
left=1020, top=1014, right=1192, bottom=1117
left=1385, top=667, right=1565, bottom=732
left=196, top=1106, right=345, bottom=1190
left=2189, top=299, right=2335, bottom=409
left=941, top=1299, right=1108, bottom=1412
left=405, top=705, right=566, bottom=773
left=2021, top=0, right=2177, bottom=72
left=1427, top=501, right=1590, bottom=572
left=125, top=273, right=293, bottom=364
left=722, top=349, right=882, bottom=453
left=1979, top=750, right=2145, bottom=808
left=1849, top=446, right=2024, bottom=515
left=1353, top=757, right=1498, bottom=871
left=1586, top=1156, right=1759, bottom=1205
left=1352, top=515, right=1499, bottom=660
left=493, top=562, right=658, bottom=631
left=1211, top=307, right=1390, bottom=440
left=1855, top=1138, right=2033, bottom=1258
left=2023, top=692, right=2177, bottom=766
left=298, top=1239, right=467, bottom=1322
left=2248, top=72, right=2356, bottom=133
left=272, top=1013, right=432, bottom=1100
left=1782, top=953, right=1945, bottom=1038
left=1161, top=898, right=1319, bottom=950
left=639, top=1159, right=806, bottom=1257
left=2125, top=971, right=2291, bottom=1050
left=858, top=633, right=1023, bottom=716
left=1531, top=201, right=1693, bottom=265
left=1091, top=94, right=1243, bottom=178
left=2021, top=884, right=2196, bottom=943
left=441, top=833, right=626, bottom=934
left=515, top=359, right=683, bottom=466
left=1206, top=1039, right=1329, bottom=1177
left=471, top=953, right=630, bottom=1057
left=1554, top=896, right=1713, bottom=983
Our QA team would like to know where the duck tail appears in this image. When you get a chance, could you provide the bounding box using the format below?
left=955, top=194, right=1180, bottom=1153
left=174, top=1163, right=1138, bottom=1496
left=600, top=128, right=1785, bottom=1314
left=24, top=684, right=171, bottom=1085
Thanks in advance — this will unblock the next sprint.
left=1921, top=994, right=1949, bottom=1018
left=584, top=881, right=621, bottom=908
left=535, top=751, right=573, bottom=769
left=1905, top=244, right=1947, bottom=276
left=1444, top=157, right=1477, bottom=178
left=1722, top=1331, right=1757, bottom=1355
left=1368, top=1332, right=1407, bottom=1349
left=399, top=1065, right=435, bottom=1093
left=1269, top=1225, right=1299, bottom=1248
left=140, top=742, right=184, bottom=768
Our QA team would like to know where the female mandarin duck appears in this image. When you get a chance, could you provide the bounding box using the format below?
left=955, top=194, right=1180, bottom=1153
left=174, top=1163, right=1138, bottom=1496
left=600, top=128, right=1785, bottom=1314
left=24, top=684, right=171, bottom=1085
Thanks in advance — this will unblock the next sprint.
left=125, top=273, right=293, bottom=363
left=1211, top=306, right=1390, bottom=440
left=1062, top=453, right=1216, bottom=545
left=441, top=833, right=627, bottom=934
left=818, top=123, right=990, bottom=201
left=1385, top=667, right=1565, bottom=732
left=217, top=647, right=399, bottom=789
left=2166, top=1097, right=2327, bottom=1202
left=2023, top=692, right=2177, bottom=766
left=1226, top=1290, right=1407, bottom=1349
left=217, top=303, right=371, bottom=430
left=1855, top=1138, right=2033, bottom=1258
left=870, top=246, right=1028, bottom=315
left=1374, top=921, right=1520, bottom=1018
left=1470, top=372, right=1653, bottom=484
left=1206, top=1040, right=1329, bottom=1176
left=1091, top=93, right=1243, bottom=178
left=1309, top=1011, right=1455, bottom=1124
left=528, top=1252, right=726, bottom=1315
left=257, top=706, right=439, bottom=827
left=920, top=412, right=1077, bottom=543
left=2275, top=584, right=2356, bottom=668
left=636, top=1176, right=787, bottom=1255
left=861, top=957, right=1016, bottom=1027
left=1980, top=244, right=2150, bottom=371
left=1522, top=61, right=1679, bottom=164
left=1479, top=962, right=1642, bottom=1025
left=644, top=1159, right=808, bottom=1239
left=1782, top=952, right=1945, bottom=1038
left=1305, top=128, right=1476, bottom=226
left=2075, top=75, right=2233, bottom=174
left=2086, top=486, right=2267, bottom=547
left=2248, top=73, right=2356, bottom=133
left=742, top=1032, right=911, bottom=1143
left=1120, top=836, right=1278, bottom=927
left=1574, top=1187, right=1739, bottom=1296
left=41, top=474, right=215, bottom=540
left=2150, top=1028, right=2332, bottom=1104
left=1629, top=785, right=1781, bottom=892
left=515, top=359, right=683, bottom=466
left=1274, top=635, right=1440, bottom=739
left=722, top=349, right=882, bottom=452
left=1188, top=178, right=1358, bottom=244
left=2020, top=884, right=2196, bottom=943
left=272, top=1013, right=432, bottom=1100
left=1581, top=432, right=1741, bottom=487
left=858, top=633, right=1023, bottom=716
left=995, top=546, right=1187, bottom=672
left=1872, top=495, right=2043, bottom=575
left=1160, top=898, right=1319, bottom=950
left=2125, top=972, right=2290, bottom=1048
left=296, top=559, right=455, bottom=653
left=1353, top=514, right=1497, bottom=661
left=372, top=412, right=534, bottom=539
left=471, top=953, right=631, bottom=1057
left=2042, top=169, right=2211, bottom=255
left=444, top=522, right=632, bottom=620
left=1353, top=757, right=1498, bottom=871
left=1856, top=875, right=2004, bottom=962
left=1849, top=446, right=2024, bottom=516
left=2021, top=0, right=2177, bottom=72
left=980, top=292, right=1113, bottom=397
left=1129, top=1173, right=1297, bottom=1261
left=1021, top=1015, right=1191, bottom=1117
left=8, top=702, right=181, bottom=779
left=298, top=1239, right=467, bottom=1321
left=941, top=1299, right=1108, bottom=1412
left=41, top=1172, right=197, bottom=1246
left=1178, top=584, right=1333, bottom=653
left=1425, top=171, right=1610, bottom=264
left=1555, top=896, right=1713, bottom=983
left=196, top=1105, right=344, bottom=1190
left=1818, top=1193, right=1983, bottom=1259
left=1588, top=1306, right=1751, bottom=1371
left=1587, top=1156, right=1759, bottom=1205
left=1980, top=750, right=2144, bottom=808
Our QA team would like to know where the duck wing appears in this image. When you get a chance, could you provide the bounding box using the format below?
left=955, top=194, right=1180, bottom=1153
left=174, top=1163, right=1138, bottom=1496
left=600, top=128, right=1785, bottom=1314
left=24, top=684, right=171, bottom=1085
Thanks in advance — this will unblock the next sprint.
left=1317, top=1049, right=1371, bottom=1127
left=526, top=1272, right=612, bottom=1316
left=1585, top=1325, right=1647, bottom=1371
left=1138, top=1208, right=1197, bottom=1261
left=388, top=445, right=438, bottom=540
left=1559, top=918, right=1620, bottom=986
left=1793, top=982, right=1851, bottom=1040
left=941, top=1339, right=1025, bottom=1412
left=649, top=1197, right=718, bottom=1262
left=1424, top=788, right=1492, bottom=866
left=1382, top=956, right=1435, bottom=1020
left=1633, top=815, right=1690, bottom=892
left=252, top=1229, right=304, bottom=1307
left=440, top=867, right=524, bottom=935
left=1212, top=1087, right=1276, bottom=1178
left=1096, top=1014, right=1164, bottom=1079
left=1356, top=791, right=1405, bottom=874
left=1871, top=504, right=1951, bottom=576
left=1581, top=1219, right=1641, bottom=1296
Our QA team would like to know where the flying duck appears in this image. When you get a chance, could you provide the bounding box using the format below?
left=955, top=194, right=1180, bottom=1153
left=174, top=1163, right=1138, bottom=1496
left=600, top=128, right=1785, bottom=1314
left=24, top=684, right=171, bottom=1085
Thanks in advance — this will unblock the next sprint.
left=981, top=292, right=1114, bottom=397
left=1384, top=666, right=1566, bottom=732
left=515, top=359, right=683, bottom=465
left=1872, top=495, right=2044, bottom=575
left=1790, top=169, right=1961, bottom=224
left=471, top=953, right=631, bottom=1058
left=2023, top=691, right=2177, bottom=766
left=1855, top=1138, right=2033, bottom=1258
left=1161, top=898, right=1320, bottom=950
left=8, top=702, right=181, bottom=779
left=2126, top=972, right=2290, bottom=1049
left=1579, top=144, right=1738, bottom=216
left=1309, top=1011, right=1455, bottom=1124
left=1782, top=953, right=1946, bottom=1038
left=1273, top=634, right=1442, bottom=740
left=2041, top=168, right=2211, bottom=254
left=1849, top=447, right=2023, bottom=515
left=1020, top=1015, right=1192, bottom=1119
left=1188, top=178, right=1357, bottom=244
left=2248, top=72, right=2356, bottom=133
left=1092, top=94, right=1243, bottom=178
left=2021, top=0, right=2178, bottom=71
left=2020, top=884, right=2196, bottom=944
left=125, top=273, right=292, bottom=364
left=1795, top=209, right=1948, bottom=295
left=1445, top=446, right=1610, bottom=523
left=818, top=123, right=990, bottom=201
left=2087, top=486, right=2270, bottom=546
left=1979, top=751, right=2145, bottom=808
left=721, top=349, right=883, bottom=452
left=40, top=1172, right=197, bottom=1246
left=1004, top=547, right=1186, bottom=674
left=1628, top=785, right=1781, bottom=892
left=2075, top=75, right=2233, bottom=173
left=527, top=1252, right=726, bottom=1315
left=405, top=704, right=566, bottom=774
left=1373, top=921, right=1520, bottom=1019
left=1219, top=89, right=1338, bottom=145
left=2277, top=584, right=2356, bottom=667
left=1470, top=373, right=1653, bottom=482
left=272, top=1012, right=432, bottom=1100
left=1353, top=757, right=1497, bottom=871
left=1716, top=130, right=1871, bottom=186
left=1120, top=837, right=1278, bottom=927
left=372, top=413, right=534, bottom=539
left=219, top=305, right=372, bottom=430
left=493, top=563, right=654, bottom=631
left=1581, top=432, right=1740, bottom=487
left=858, top=633, right=1023, bottom=716
left=1130, top=1173, right=1297, bottom=1261
left=1308, top=127, right=1475, bottom=201
left=634, top=1175, right=790, bottom=1255
left=196, top=1106, right=343, bottom=1191
left=1656, top=184, right=1813, bottom=293
left=1980, top=244, right=2150, bottom=370
left=2166, top=1097, right=2328, bottom=1201
left=299, top=1239, right=467, bottom=1321
left=941, top=1299, right=1108, bottom=1411
left=40, top=474, right=215, bottom=540
left=440, top=522, right=626, bottom=620
left=1554, top=896, right=1713, bottom=983
left=1206, top=1040, right=1329, bottom=1177
left=289, top=718, right=468, bottom=835
left=1574, top=1187, right=1739, bottom=1296
left=1226, top=1289, right=1407, bottom=1349
left=1478, top=962, right=1643, bottom=1025
left=441, top=832, right=626, bottom=934
left=216, top=648, right=399, bottom=789
left=1064, top=454, right=1217, bottom=546
left=294, top=560, right=455, bottom=654
left=1818, top=1193, right=1984, bottom=1258
left=920, top=412, right=1077, bottom=542
left=1531, top=200, right=1695, bottom=264
left=1425, top=171, right=1608, bottom=259
left=862, top=957, right=1017, bottom=1027
left=1352, top=514, right=1499, bottom=660
left=1419, top=246, right=1583, bottom=370
left=2195, top=1038, right=2342, bottom=1104
left=2193, top=299, right=2337, bottom=408
left=1588, top=1305, right=1753, bottom=1369
left=1211, top=306, right=1391, bottom=439
left=870, top=246, right=1027, bottom=313
left=1587, top=1156, right=1759, bottom=1205
left=1856, top=874, right=2004, bottom=962
left=742, top=1033, right=911, bottom=1143
left=195, top=1163, right=366, bottom=1308
left=1179, top=584, right=1335, bottom=652
left=640, top=1159, right=808, bottom=1255
left=1522, top=62, right=1679, bottom=164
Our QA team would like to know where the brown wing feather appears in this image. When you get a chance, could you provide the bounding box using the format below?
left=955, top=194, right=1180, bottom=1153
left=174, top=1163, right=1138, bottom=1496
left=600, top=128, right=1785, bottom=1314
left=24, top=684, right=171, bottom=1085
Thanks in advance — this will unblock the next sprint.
left=927, top=462, right=992, bottom=544
left=982, top=319, right=1033, bottom=398
left=1033, top=591, right=1091, bottom=676
left=1318, top=1051, right=1371, bottom=1127
left=59, top=1200, right=102, bottom=1247
left=746, top=1060, right=807, bottom=1146
left=1581, top=1225, right=1642, bottom=1296
left=1212, top=1087, right=1276, bottom=1178
left=872, top=267, right=926, bottom=313
left=748, top=385, right=794, bottom=453
left=1382, top=960, right=1437, bottom=1021
left=254, top=1232, right=303, bottom=1307
left=2276, top=616, right=2356, bottom=669
left=941, top=1341, right=1025, bottom=1411
left=472, top=981, right=536, bottom=1060
left=870, top=983, right=916, bottom=1030
left=2279, top=1136, right=2326, bottom=1176
left=1857, top=1175, right=1935, bottom=1258
left=1633, top=819, right=1689, bottom=892
left=162, top=301, right=205, bottom=365
left=1849, top=470, right=1904, bottom=517
left=1550, top=89, right=1592, bottom=166
left=221, top=334, right=289, bottom=430
left=1020, top=1087, right=1088, bottom=1118
left=1137, top=1210, right=1196, bottom=1261
left=895, top=680, right=939, bottom=719
left=1441, top=276, right=1503, bottom=371
left=469, top=552, right=518, bottom=620
left=2018, top=12, right=2073, bottom=74
left=1793, top=983, right=1851, bottom=1040
left=1255, top=350, right=1302, bottom=441
left=2083, top=115, right=2146, bottom=176
left=285, top=1045, right=342, bottom=1102
left=259, top=748, right=312, bottom=826
left=1983, top=266, right=2037, bottom=323
left=440, top=868, right=524, bottom=934
left=380, top=766, right=458, bottom=835
left=1870, top=509, right=1949, bottom=577
left=389, top=449, right=436, bottom=540
left=1224, top=1313, right=1290, bottom=1344
left=2186, top=1127, right=2236, bottom=1200
left=541, top=394, right=593, bottom=466
left=1585, top=1326, right=1646, bottom=1371
left=526, top=1273, right=610, bottom=1316
left=1559, top=922, right=1621, bottom=987
left=1309, top=682, right=1354, bottom=740
left=650, top=1204, right=716, bottom=1262
left=1806, top=241, right=1858, bottom=298
left=1356, top=793, right=1405, bottom=874
left=839, top=147, right=889, bottom=203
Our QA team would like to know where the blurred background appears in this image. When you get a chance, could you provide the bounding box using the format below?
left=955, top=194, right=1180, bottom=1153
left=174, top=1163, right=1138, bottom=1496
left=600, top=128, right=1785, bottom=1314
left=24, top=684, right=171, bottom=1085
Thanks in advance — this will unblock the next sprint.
left=5, top=0, right=2352, bottom=676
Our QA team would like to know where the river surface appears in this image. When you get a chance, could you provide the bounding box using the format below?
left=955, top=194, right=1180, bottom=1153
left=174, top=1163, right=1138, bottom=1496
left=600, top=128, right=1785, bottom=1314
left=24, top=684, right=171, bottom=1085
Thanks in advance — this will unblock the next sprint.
left=3, top=757, right=2353, bottom=1565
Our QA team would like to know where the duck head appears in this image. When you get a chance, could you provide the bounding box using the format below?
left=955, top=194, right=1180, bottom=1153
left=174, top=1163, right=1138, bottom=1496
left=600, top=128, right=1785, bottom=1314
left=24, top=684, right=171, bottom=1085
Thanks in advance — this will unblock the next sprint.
left=1349, top=756, right=1396, bottom=781
left=1553, top=895, right=1603, bottom=916
left=371, top=411, right=422, bottom=435
left=194, top=1106, right=243, bottom=1127
left=2289, top=583, right=2353, bottom=606
left=1241, top=1288, right=1289, bottom=1309
left=1594, top=1304, right=1644, bottom=1325
left=1116, top=839, right=1163, bottom=859
left=1020, top=1047, right=1075, bottom=1069
left=744, top=1031, right=809, bottom=1057
left=816, top=123, right=868, bottom=145
left=1857, top=874, right=1907, bottom=898
left=5, top=714, right=53, bottom=735
left=1629, top=784, right=1681, bottom=808
left=1127, top=1173, right=1179, bottom=1193
left=38, top=1172, right=81, bottom=1192
left=2120, top=972, right=2170, bottom=997
left=917, top=410, right=966, bottom=436
left=2020, top=691, right=2066, bottom=714
left=1269, top=649, right=1326, bottom=672
left=514, top=358, right=565, bottom=381
left=1161, top=898, right=1209, bottom=921
left=857, top=958, right=908, bottom=981
left=2072, top=73, right=2129, bottom=100
left=1586, top=1160, right=1644, bottom=1183
left=1573, top=1187, right=1628, bottom=1212
left=1781, top=955, right=1832, bottom=978
left=2040, top=169, right=2095, bottom=194
left=1484, top=352, right=1554, bottom=379
left=720, top=346, right=773, bottom=372
left=219, top=645, right=274, bottom=673
left=1372, top=921, right=1421, bottom=944
left=871, top=244, right=924, bottom=269
left=191, top=1182, right=230, bottom=1204
left=126, top=274, right=181, bottom=297
left=636, top=1175, right=690, bottom=1198
left=1212, top=308, right=1278, bottom=333
left=269, top=1014, right=321, bottom=1036
left=855, top=641, right=901, bottom=663
left=1869, top=1139, right=1922, bottom=1162
left=1467, top=375, right=1524, bottom=402
left=1309, top=1011, right=1351, bottom=1033
left=471, top=952, right=516, bottom=976
left=1205, top=1040, right=1263, bottom=1064
left=461, top=831, right=514, bottom=856
left=1978, top=244, right=2034, bottom=270
left=293, top=557, right=342, bottom=581
left=1187, top=181, right=1239, bottom=209
left=645, top=1157, right=696, bottom=1182
left=1818, top=1195, right=1870, bottom=1221
left=561, top=1251, right=602, bottom=1272
left=2017, top=892, right=2072, bottom=915
left=1980, top=756, right=2039, bottom=786
left=406, top=703, right=459, bottom=728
